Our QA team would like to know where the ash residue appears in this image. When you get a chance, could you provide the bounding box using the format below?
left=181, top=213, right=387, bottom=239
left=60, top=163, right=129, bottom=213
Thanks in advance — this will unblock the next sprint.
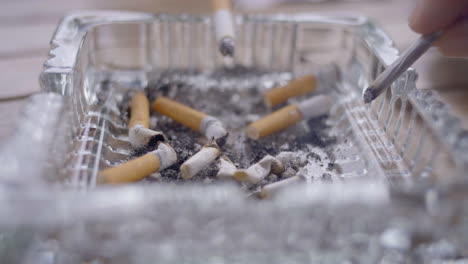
left=139, top=69, right=337, bottom=183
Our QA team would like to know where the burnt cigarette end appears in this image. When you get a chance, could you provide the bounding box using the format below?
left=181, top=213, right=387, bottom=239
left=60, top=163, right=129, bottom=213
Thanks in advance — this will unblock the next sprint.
left=147, top=133, right=167, bottom=148
left=363, top=87, right=378, bottom=104
left=220, top=37, right=235, bottom=57
left=129, top=125, right=166, bottom=148
left=200, top=116, right=228, bottom=141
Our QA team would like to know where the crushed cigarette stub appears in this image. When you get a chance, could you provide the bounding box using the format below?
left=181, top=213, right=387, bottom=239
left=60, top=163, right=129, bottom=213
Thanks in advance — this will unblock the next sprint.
left=97, top=142, right=177, bottom=184
left=216, top=155, right=237, bottom=180
left=128, top=92, right=165, bottom=148
left=246, top=95, right=332, bottom=140
left=258, top=175, right=305, bottom=199
left=152, top=96, right=228, bottom=140
left=212, top=0, right=235, bottom=56
left=180, top=142, right=222, bottom=180
left=233, top=155, right=285, bottom=184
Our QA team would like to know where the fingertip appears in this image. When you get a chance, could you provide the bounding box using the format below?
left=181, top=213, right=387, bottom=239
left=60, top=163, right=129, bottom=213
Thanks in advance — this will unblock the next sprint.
left=436, top=35, right=468, bottom=58
left=408, top=0, right=468, bottom=34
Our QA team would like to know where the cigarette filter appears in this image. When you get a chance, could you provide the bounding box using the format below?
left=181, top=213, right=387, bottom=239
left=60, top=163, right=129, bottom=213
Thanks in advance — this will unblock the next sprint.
left=129, top=91, right=150, bottom=129
left=246, top=95, right=332, bottom=140
left=128, top=92, right=165, bottom=148
left=233, top=155, right=285, bottom=184
left=263, top=65, right=339, bottom=108
left=212, top=0, right=235, bottom=56
left=180, top=142, right=221, bottom=180
left=216, top=155, right=237, bottom=180
left=258, top=175, right=304, bottom=199
left=152, top=96, right=227, bottom=140
left=97, top=142, right=177, bottom=184
left=263, top=74, right=316, bottom=108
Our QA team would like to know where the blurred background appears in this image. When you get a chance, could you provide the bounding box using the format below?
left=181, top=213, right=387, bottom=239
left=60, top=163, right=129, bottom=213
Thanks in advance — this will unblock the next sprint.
left=1, top=0, right=468, bottom=142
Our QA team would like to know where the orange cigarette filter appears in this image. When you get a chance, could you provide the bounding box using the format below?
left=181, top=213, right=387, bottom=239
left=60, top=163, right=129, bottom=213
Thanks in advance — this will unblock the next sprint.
left=98, top=154, right=160, bottom=184
left=129, top=91, right=150, bottom=129
left=246, top=104, right=303, bottom=140
left=152, top=96, right=207, bottom=132
left=263, top=74, right=317, bottom=108
left=212, top=0, right=232, bottom=11
left=97, top=143, right=177, bottom=184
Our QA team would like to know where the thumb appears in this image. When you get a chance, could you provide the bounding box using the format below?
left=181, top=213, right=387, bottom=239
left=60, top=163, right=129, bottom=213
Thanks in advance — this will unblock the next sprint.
left=409, top=0, right=468, bottom=34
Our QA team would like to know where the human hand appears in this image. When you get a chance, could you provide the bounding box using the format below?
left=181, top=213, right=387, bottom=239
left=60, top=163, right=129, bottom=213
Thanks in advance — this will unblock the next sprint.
left=409, top=0, right=468, bottom=57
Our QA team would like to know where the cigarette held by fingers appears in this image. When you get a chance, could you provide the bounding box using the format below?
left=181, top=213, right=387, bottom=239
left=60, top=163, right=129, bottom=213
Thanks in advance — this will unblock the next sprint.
left=128, top=92, right=166, bottom=148
left=97, top=142, right=177, bottom=184
left=247, top=95, right=332, bottom=140
left=180, top=142, right=222, bottom=180
left=212, top=0, right=236, bottom=56
left=233, top=155, right=285, bottom=184
left=152, top=96, right=228, bottom=141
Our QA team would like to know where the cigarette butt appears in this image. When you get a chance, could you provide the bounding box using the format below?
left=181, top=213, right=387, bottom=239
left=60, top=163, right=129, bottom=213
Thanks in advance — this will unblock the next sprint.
left=263, top=74, right=316, bottom=108
left=233, top=155, right=284, bottom=184
left=247, top=95, right=332, bottom=140
left=200, top=116, right=228, bottom=141
left=129, top=125, right=166, bottom=148
left=128, top=92, right=166, bottom=148
left=129, top=92, right=150, bottom=129
left=296, top=95, right=332, bottom=120
left=216, top=155, right=237, bottom=180
left=98, top=142, right=177, bottom=184
left=212, top=0, right=235, bottom=56
left=258, top=175, right=304, bottom=199
left=246, top=104, right=303, bottom=140
left=180, top=142, right=221, bottom=179
left=153, top=96, right=227, bottom=140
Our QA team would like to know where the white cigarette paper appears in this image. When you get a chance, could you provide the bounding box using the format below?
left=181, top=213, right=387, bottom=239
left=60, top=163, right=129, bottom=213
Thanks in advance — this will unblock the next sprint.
left=200, top=116, right=228, bottom=141
left=234, top=155, right=285, bottom=184
left=129, top=124, right=165, bottom=148
left=258, top=175, right=304, bottom=199
left=181, top=143, right=221, bottom=179
left=154, top=142, right=178, bottom=170
left=297, top=95, right=332, bottom=120
left=215, top=9, right=235, bottom=42
left=212, top=0, right=235, bottom=56
left=216, top=155, right=237, bottom=180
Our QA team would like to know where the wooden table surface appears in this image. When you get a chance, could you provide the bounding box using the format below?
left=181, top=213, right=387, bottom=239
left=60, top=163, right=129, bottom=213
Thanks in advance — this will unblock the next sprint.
left=1, top=0, right=467, bottom=143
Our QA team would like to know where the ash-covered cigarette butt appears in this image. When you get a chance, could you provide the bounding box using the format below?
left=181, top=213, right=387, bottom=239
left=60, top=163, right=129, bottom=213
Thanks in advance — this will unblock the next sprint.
left=128, top=92, right=165, bottom=148
left=216, top=155, right=237, bottom=180
left=180, top=142, right=221, bottom=180
left=247, top=95, right=332, bottom=140
left=234, top=155, right=285, bottom=184
left=97, top=142, right=177, bottom=184
left=263, top=66, right=339, bottom=108
left=258, top=175, right=305, bottom=199
left=152, top=96, right=227, bottom=141
left=212, top=0, right=235, bottom=57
